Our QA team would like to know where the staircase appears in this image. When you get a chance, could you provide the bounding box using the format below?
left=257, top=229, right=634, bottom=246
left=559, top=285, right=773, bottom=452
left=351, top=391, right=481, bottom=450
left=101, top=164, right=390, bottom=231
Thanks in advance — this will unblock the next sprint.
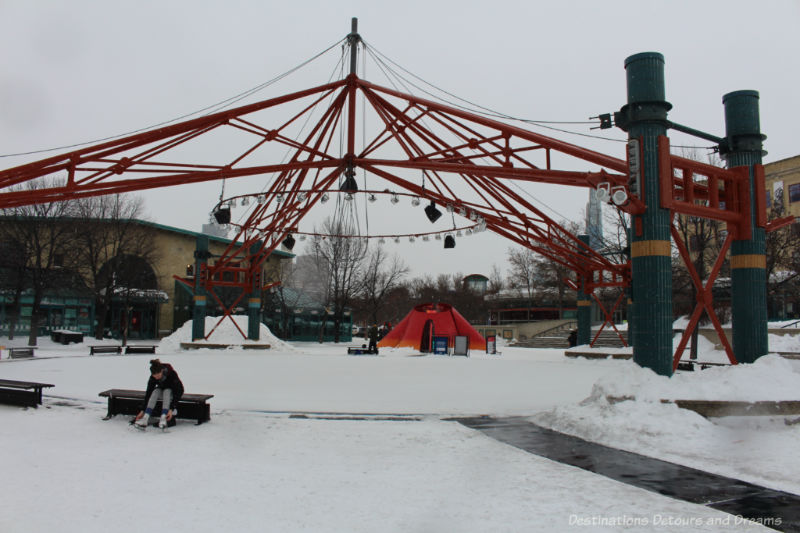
left=511, top=324, right=627, bottom=349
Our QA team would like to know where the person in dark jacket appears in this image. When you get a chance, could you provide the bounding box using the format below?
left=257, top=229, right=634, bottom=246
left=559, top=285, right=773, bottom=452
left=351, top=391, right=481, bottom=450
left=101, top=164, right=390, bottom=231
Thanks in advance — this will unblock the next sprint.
left=134, top=359, right=184, bottom=429
left=367, top=324, right=379, bottom=354
left=567, top=329, right=578, bottom=348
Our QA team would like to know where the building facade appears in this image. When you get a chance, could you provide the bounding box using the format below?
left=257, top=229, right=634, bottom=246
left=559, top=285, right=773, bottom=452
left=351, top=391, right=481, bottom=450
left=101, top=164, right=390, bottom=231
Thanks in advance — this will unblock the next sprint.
left=0, top=218, right=292, bottom=339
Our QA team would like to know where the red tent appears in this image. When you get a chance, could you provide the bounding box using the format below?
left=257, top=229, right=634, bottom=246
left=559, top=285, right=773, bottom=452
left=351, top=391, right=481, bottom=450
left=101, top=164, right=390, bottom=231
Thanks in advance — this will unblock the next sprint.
left=378, top=302, right=485, bottom=352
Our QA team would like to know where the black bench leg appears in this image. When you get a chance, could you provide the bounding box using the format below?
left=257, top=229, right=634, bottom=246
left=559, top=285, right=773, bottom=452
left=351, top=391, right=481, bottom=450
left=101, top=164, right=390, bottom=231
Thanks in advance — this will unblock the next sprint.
left=103, top=398, right=115, bottom=420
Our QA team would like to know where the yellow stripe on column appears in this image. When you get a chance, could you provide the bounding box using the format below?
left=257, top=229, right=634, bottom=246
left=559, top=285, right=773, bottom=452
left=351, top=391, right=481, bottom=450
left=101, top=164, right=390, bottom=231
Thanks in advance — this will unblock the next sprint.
left=730, top=254, right=766, bottom=269
left=577, top=300, right=592, bottom=307
left=631, top=240, right=671, bottom=258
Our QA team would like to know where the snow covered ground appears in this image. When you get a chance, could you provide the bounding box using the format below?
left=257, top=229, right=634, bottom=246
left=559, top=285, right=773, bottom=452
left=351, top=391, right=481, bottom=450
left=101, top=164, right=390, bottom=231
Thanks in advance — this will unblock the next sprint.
left=2, top=317, right=799, bottom=532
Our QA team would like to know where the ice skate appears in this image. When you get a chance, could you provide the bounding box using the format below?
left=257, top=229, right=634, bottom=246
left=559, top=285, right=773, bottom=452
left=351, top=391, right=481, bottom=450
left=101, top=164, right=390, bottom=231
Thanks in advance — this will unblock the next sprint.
left=134, top=414, right=149, bottom=430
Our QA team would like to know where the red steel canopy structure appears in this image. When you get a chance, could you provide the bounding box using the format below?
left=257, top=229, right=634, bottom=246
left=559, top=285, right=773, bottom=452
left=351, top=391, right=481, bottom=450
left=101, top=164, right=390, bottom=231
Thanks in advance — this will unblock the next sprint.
left=0, top=20, right=632, bottom=338
left=0, top=19, right=788, bottom=371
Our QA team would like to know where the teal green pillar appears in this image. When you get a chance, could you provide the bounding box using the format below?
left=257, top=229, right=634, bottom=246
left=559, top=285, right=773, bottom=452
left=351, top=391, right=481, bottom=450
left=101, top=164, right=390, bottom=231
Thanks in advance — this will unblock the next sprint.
left=723, top=90, right=768, bottom=363
left=247, top=241, right=262, bottom=341
left=192, top=235, right=209, bottom=341
left=619, top=52, right=674, bottom=376
left=625, top=226, right=634, bottom=347
left=577, top=234, right=592, bottom=345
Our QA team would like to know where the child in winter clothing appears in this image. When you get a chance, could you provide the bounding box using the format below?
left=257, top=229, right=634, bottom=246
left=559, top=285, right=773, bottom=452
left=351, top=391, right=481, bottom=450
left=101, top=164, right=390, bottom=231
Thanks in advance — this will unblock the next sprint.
left=134, top=359, right=185, bottom=429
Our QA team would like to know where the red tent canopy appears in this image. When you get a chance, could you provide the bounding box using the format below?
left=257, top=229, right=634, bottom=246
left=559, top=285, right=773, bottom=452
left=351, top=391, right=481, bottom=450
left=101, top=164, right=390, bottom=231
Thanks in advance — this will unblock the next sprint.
left=378, top=302, right=485, bottom=352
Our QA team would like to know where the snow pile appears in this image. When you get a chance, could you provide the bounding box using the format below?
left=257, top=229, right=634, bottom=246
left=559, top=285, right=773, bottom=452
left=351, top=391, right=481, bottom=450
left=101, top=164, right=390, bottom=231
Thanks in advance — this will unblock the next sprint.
left=769, top=332, right=800, bottom=353
left=158, top=315, right=296, bottom=353
left=531, top=354, right=800, bottom=493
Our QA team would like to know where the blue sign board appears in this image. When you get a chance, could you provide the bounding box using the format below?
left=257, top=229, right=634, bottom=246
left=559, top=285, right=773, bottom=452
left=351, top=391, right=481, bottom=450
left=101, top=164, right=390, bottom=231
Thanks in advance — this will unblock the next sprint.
left=432, top=336, right=449, bottom=355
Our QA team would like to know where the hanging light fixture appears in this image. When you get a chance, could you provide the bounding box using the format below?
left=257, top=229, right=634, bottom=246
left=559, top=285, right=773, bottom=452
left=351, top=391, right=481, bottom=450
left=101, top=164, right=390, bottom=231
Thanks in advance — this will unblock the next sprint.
left=257, top=194, right=265, bottom=204
left=282, top=234, right=296, bottom=251
left=213, top=206, right=231, bottom=225
left=345, top=193, right=354, bottom=201
left=321, top=192, right=329, bottom=204
left=241, top=196, right=249, bottom=206
left=422, top=235, right=430, bottom=242
left=411, top=197, right=421, bottom=207
left=456, top=230, right=463, bottom=237
left=298, top=192, right=307, bottom=202
left=424, top=200, right=442, bottom=223
left=391, top=194, right=399, bottom=204
left=435, top=234, right=442, bottom=240
left=276, top=194, right=284, bottom=204
left=446, top=204, right=454, bottom=213
left=299, top=234, right=307, bottom=241
left=368, top=193, right=377, bottom=202
left=340, top=168, right=358, bottom=193
left=444, top=234, right=456, bottom=249
left=379, top=237, right=386, bottom=244
left=394, top=236, right=400, bottom=243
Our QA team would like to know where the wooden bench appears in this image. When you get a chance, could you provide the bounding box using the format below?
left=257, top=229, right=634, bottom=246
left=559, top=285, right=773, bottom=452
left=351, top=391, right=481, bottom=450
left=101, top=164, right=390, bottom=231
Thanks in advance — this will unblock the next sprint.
left=98, top=389, right=214, bottom=425
left=0, top=379, right=54, bottom=407
left=8, top=347, right=35, bottom=359
left=124, top=345, right=157, bottom=354
left=50, top=330, right=84, bottom=345
left=90, top=345, right=123, bottom=355
left=347, top=345, right=376, bottom=355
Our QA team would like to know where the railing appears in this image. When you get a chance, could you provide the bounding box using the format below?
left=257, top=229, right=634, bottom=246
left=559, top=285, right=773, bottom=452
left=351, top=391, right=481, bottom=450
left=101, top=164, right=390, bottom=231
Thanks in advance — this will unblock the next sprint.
left=534, top=321, right=577, bottom=338
left=781, top=320, right=800, bottom=329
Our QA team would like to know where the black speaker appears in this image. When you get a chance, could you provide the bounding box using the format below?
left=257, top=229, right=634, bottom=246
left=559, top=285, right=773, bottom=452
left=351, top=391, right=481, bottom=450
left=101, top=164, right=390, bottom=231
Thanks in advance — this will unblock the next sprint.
left=424, top=201, right=442, bottom=223
left=213, top=207, right=231, bottom=224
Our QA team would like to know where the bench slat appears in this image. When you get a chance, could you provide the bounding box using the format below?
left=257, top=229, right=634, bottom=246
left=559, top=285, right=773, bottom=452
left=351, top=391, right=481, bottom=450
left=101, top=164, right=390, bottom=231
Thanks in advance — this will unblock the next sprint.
left=0, top=379, right=55, bottom=389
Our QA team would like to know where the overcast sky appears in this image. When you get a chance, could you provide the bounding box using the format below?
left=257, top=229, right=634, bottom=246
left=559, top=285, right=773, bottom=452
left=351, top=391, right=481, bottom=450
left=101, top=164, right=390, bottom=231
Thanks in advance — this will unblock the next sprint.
left=1, top=0, right=798, bottom=280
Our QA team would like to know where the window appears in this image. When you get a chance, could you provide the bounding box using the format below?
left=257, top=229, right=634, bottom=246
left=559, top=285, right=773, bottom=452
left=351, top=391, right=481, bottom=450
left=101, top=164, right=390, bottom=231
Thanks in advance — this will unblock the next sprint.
left=790, top=183, right=800, bottom=203
left=766, top=189, right=771, bottom=208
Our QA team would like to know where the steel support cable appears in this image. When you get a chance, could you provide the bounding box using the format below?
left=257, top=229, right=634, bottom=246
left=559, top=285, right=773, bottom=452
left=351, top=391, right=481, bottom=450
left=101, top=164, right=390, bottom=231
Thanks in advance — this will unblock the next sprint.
left=362, top=40, right=631, bottom=147
left=1, top=38, right=348, bottom=159
left=367, top=44, right=716, bottom=151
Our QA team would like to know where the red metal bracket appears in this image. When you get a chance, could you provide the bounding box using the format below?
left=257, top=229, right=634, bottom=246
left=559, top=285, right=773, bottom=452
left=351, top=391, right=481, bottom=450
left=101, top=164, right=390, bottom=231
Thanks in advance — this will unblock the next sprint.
left=670, top=224, right=737, bottom=371
left=589, top=291, right=628, bottom=348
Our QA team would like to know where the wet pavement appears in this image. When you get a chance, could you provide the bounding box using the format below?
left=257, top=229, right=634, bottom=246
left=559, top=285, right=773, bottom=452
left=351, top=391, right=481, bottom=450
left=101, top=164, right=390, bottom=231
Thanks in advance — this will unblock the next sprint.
left=455, top=416, right=799, bottom=532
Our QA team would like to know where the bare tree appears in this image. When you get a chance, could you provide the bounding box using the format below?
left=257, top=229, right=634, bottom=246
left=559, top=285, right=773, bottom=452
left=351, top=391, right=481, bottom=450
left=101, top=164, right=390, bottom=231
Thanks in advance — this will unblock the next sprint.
left=310, top=215, right=368, bottom=342
left=0, top=179, right=81, bottom=346
left=72, top=194, right=157, bottom=341
left=358, top=245, right=409, bottom=325
left=487, top=264, right=505, bottom=295
left=506, top=247, right=538, bottom=305
left=0, top=232, right=29, bottom=340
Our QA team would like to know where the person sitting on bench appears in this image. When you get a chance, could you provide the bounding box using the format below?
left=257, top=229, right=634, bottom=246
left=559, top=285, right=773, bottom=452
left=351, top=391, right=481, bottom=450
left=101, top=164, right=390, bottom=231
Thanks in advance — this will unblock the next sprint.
left=134, top=359, right=184, bottom=430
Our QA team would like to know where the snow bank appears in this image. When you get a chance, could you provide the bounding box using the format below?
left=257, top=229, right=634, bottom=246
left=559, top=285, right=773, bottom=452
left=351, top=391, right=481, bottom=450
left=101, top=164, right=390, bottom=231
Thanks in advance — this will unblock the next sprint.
left=158, top=315, right=296, bottom=353
left=531, top=354, right=800, bottom=494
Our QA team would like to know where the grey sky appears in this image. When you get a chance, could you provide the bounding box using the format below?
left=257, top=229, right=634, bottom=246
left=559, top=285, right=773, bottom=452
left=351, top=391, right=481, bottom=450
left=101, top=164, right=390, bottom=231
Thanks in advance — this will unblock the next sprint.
left=1, top=0, right=798, bottom=279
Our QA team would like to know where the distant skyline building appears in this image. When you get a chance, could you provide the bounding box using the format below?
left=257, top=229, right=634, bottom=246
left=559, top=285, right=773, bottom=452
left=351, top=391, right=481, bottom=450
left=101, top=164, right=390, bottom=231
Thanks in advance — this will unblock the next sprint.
left=201, top=216, right=229, bottom=239
left=585, top=190, right=603, bottom=250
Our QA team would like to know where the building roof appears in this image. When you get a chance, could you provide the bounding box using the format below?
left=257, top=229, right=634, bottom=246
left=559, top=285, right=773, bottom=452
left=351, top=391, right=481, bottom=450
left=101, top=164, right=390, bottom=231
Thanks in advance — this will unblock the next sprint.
left=0, top=215, right=294, bottom=259
left=129, top=219, right=295, bottom=259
